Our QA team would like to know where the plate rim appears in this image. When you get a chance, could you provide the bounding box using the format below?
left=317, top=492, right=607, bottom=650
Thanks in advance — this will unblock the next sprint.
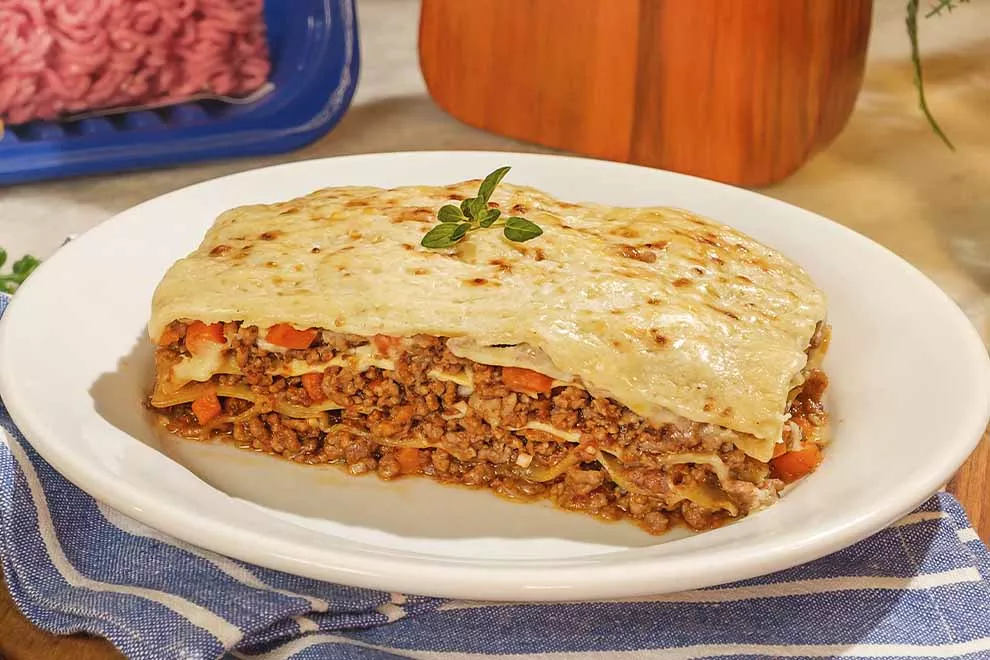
left=2, top=150, right=988, bottom=600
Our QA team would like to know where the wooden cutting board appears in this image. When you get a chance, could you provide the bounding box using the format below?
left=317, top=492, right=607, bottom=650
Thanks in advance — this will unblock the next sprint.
left=419, top=0, right=873, bottom=187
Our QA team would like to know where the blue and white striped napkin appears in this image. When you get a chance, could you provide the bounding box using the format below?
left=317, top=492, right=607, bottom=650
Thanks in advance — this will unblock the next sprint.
left=1, top=293, right=989, bottom=660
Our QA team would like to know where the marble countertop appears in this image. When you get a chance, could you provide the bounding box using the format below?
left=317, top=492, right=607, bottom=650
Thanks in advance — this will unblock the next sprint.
left=2, top=0, right=988, bottom=350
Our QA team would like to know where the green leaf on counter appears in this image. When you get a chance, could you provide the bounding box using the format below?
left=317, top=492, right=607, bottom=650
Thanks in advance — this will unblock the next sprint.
left=0, top=248, right=41, bottom=294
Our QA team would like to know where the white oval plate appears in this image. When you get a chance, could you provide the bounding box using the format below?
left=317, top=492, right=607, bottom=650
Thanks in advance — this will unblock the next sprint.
left=2, top=152, right=988, bottom=601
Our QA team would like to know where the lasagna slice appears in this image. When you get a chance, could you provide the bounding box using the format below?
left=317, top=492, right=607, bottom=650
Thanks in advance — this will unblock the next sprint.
left=148, top=175, right=830, bottom=535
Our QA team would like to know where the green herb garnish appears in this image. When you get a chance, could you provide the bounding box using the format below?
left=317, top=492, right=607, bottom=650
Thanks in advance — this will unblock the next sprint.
left=906, top=0, right=969, bottom=150
left=0, top=248, right=41, bottom=294
left=421, top=166, right=543, bottom=249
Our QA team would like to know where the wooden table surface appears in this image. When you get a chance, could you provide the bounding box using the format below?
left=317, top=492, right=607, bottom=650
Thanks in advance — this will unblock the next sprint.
left=2, top=0, right=990, bottom=658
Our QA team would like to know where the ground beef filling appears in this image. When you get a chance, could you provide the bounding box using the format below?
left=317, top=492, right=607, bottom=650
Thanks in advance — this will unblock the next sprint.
left=153, top=323, right=827, bottom=535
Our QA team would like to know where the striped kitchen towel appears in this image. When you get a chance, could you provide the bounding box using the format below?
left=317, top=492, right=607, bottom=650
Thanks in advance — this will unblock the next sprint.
left=1, top=294, right=989, bottom=660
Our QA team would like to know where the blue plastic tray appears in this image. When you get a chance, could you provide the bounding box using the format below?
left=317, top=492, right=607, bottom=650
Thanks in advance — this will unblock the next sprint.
left=0, top=0, right=359, bottom=186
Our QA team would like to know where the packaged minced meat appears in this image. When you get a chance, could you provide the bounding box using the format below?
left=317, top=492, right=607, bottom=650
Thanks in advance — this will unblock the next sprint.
left=0, top=0, right=272, bottom=125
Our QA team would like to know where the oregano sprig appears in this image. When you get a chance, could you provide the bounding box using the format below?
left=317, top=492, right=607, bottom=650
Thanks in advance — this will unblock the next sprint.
left=906, top=0, right=969, bottom=150
left=421, top=166, right=543, bottom=249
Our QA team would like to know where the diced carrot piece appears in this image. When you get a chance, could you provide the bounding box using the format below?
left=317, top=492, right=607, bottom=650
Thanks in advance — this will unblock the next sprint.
left=501, top=367, right=554, bottom=394
left=301, top=373, right=325, bottom=402
left=772, top=441, right=788, bottom=459
left=770, top=443, right=823, bottom=484
left=372, top=334, right=402, bottom=356
left=396, top=447, right=421, bottom=474
left=185, top=321, right=225, bottom=354
left=191, top=391, right=222, bottom=425
left=266, top=323, right=318, bottom=349
left=158, top=326, right=182, bottom=346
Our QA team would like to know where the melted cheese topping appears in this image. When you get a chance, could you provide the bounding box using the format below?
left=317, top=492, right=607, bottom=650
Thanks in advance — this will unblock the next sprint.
left=150, top=179, right=827, bottom=459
